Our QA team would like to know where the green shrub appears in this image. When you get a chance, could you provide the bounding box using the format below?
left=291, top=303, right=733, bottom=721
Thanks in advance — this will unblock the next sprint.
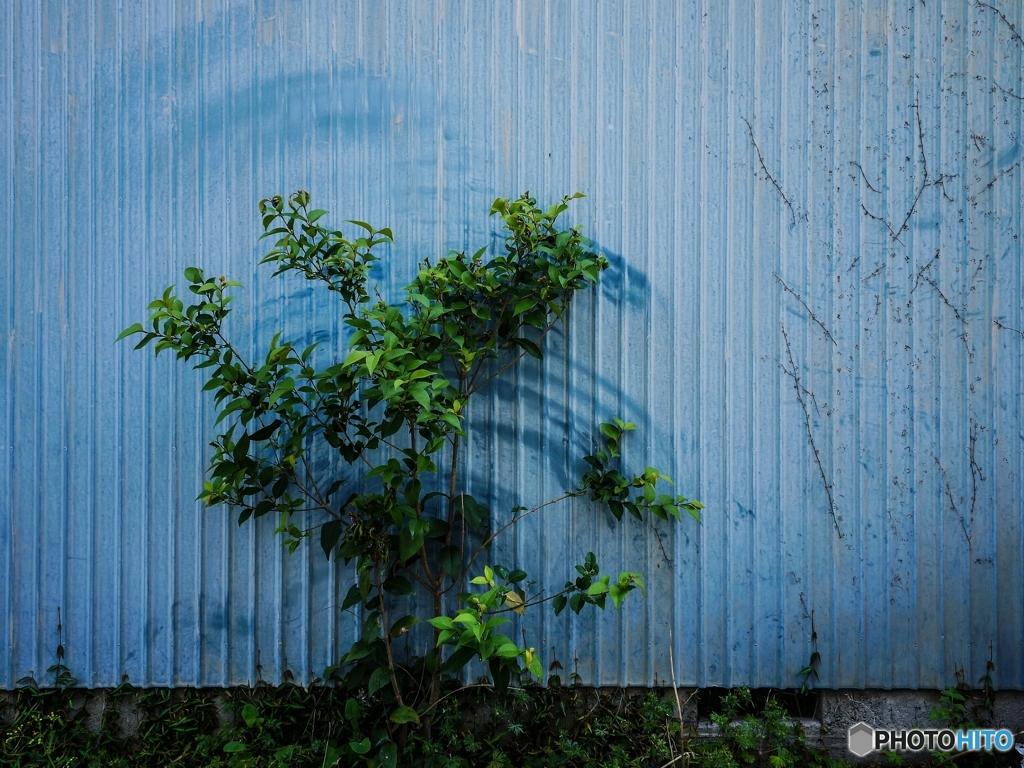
left=119, top=191, right=702, bottom=765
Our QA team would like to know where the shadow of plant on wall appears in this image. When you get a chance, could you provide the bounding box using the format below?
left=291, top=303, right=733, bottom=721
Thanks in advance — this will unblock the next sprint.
left=118, top=191, right=703, bottom=766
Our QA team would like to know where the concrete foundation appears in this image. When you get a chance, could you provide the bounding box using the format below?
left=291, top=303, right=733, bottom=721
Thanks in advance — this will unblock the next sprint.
left=818, top=690, right=1024, bottom=762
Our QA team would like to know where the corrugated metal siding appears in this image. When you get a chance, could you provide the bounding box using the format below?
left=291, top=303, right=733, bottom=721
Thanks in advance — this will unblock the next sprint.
left=2, top=0, right=1022, bottom=690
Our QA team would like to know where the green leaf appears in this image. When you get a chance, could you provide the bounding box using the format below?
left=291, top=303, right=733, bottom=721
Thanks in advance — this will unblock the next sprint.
left=495, top=643, right=521, bottom=658
left=514, top=337, right=543, bottom=359
left=399, top=525, right=425, bottom=561
left=382, top=575, right=415, bottom=596
left=341, top=584, right=363, bottom=611
left=368, top=666, right=391, bottom=696
left=223, top=741, right=247, bottom=753
left=569, top=593, right=585, bottom=614
left=115, top=323, right=144, bottom=342
left=274, top=745, right=297, bottom=763
left=427, top=616, right=455, bottom=630
left=241, top=703, right=260, bottom=727
left=440, top=646, right=476, bottom=676
left=378, top=741, right=398, bottom=768
left=390, top=706, right=420, bottom=725
left=552, top=595, right=568, bottom=616
left=344, top=697, right=362, bottom=724
left=513, top=297, right=537, bottom=316
left=625, top=572, right=645, bottom=596
left=389, top=615, right=420, bottom=638
left=439, top=545, right=461, bottom=578
left=343, top=349, right=368, bottom=367
left=349, top=737, right=371, bottom=755
left=457, top=495, right=489, bottom=532
left=342, top=641, right=372, bottom=663
left=409, top=383, right=431, bottom=411
left=404, top=478, right=421, bottom=508
left=362, top=612, right=381, bottom=643
left=380, top=411, right=404, bottom=438
left=249, top=420, right=282, bottom=441
left=320, top=520, right=343, bottom=560
left=528, top=656, right=543, bottom=679
left=609, top=584, right=628, bottom=609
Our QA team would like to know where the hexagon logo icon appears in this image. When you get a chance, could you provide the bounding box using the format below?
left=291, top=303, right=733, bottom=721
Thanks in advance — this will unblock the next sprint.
left=848, top=721, right=875, bottom=757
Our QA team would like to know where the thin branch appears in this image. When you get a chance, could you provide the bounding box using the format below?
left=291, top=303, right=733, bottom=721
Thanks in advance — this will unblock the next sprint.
left=979, top=161, right=1020, bottom=194
left=652, top=525, right=673, bottom=570
left=374, top=569, right=406, bottom=710
left=917, top=276, right=962, bottom=325
left=490, top=587, right=572, bottom=615
left=776, top=361, right=822, bottom=419
left=861, top=261, right=885, bottom=284
left=912, top=253, right=968, bottom=326
left=914, top=102, right=930, bottom=179
left=297, top=452, right=332, bottom=511
left=861, top=203, right=900, bottom=240
left=911, top=249, right=941, bottom=292
left=667, top=626, right=688, bottom=760
left=859, top=102, right=958, bottom=243
left=849, top=161, right=880, bottom=193
left=993, top=80, right=1024, bottom=100
left=975, top=1, right=1024, bottom=48
left=468, top=322, right=558, bottom=396
left=781, top=324, right=842, bottom=537
left=743, top=117, right=802, bottom=224
left=994, top=319, right=1024, bottom=338
left=288, top=475, right=339, bottom=520
left=464, top=493, right=580, bottom=577
left=933, top=173, right=956, bottom=203
left=446, top=413, right=462, bottom=540
left=935, top=458, right=971, bottom=546
left=773, top=272, right=837, bottom=346
left=417, top=683, right=501, bottom=717
left=399, top=561, right=434, bottom=593
left=968, top=418, right=985, bottom=529
left=892, top=174, right=928, bottom=244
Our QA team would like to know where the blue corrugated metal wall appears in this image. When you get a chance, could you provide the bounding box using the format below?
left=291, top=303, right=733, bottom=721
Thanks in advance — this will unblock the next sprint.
left=2, top=0, right=1022, bottom=691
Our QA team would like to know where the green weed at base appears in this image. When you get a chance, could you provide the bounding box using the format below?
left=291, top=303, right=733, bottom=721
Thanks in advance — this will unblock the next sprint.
left=2, top=684, right=851, bottom=768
